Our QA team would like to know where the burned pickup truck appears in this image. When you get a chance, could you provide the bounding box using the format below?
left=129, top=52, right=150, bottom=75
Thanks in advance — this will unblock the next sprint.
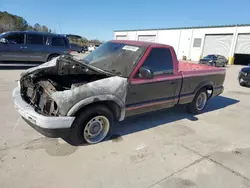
left=13, top=40, right=226, bottom=145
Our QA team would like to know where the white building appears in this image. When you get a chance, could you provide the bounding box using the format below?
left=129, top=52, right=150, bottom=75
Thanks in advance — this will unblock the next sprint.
left=114, top=24, right=250, bottom=65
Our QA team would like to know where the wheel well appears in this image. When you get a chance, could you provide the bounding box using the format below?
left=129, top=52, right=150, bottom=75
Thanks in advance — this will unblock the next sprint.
left=74, top=101, right=121, bottom=122
left=47, top=53, right=60, bottom=61
left=203, top=85, right=213, bottom=98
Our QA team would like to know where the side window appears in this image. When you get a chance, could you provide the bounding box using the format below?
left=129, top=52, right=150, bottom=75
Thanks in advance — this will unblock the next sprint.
left=26, top=34, right=44, bottom=45
left=140, top=48, right=174, bottom=76
left=51, top=37, right=65, bottom=47
left=6, top=33, right=24, bottom=44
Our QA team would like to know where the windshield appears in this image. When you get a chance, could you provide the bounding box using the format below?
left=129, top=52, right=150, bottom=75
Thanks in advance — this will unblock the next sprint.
left=204, top=55, right=216, bottom=59
left=81, top=41, right=147, bottom=77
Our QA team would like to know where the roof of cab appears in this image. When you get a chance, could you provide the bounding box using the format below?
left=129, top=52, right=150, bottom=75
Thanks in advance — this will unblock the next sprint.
left=111, top=40, right=172, bottom=48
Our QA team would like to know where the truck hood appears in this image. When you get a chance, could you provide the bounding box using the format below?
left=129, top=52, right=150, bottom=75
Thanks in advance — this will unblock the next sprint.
left=19, top=56, right=128, bottom=117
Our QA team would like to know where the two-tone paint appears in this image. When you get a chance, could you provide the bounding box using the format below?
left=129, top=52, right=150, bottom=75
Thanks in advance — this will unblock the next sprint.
left=13, top=40, right=225, bottom=138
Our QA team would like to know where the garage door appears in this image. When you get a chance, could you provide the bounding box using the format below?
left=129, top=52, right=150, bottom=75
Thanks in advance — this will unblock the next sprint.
left=138, top=35, right=156, bottom=42
left=235, top=34, right=250, bottom=54
left=202, top=34, right=233, bottom=57
left=116, top=35, right=127, bottom=40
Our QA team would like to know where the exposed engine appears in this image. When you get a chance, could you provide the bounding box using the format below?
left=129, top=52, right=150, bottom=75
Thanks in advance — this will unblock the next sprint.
left=20, top=56, right=110, bottom=116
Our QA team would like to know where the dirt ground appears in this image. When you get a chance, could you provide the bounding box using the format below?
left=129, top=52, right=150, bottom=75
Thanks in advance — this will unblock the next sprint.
left=0, top=55, right=250, bottom=188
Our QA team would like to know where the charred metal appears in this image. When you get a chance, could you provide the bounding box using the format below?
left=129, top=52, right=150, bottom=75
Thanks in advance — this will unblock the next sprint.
left=20, top=56, right=117, bottom=117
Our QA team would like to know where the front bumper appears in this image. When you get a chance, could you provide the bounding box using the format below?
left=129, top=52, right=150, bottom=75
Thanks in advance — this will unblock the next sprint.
left=238, top=72, right=250, bottom=86
left=12, top=86, right=75, bottom=137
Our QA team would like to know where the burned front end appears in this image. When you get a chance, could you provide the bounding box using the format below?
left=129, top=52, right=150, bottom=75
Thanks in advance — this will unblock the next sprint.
left=20, top=77, right=61, bottom=116
left=19, top=56, right=110, bottom=117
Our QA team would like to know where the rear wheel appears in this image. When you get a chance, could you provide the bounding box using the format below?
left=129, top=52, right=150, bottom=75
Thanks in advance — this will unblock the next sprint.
left=187, top=88, right=208, bottom=115
left=67, top=105, right=114, bottom=145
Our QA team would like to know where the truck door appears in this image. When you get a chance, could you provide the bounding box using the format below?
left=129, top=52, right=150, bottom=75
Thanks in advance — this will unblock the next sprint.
left=125, top=47, right=182, bottom=117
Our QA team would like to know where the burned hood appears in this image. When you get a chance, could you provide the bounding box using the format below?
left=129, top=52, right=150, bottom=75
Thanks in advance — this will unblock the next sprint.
left=20, top=55, right=115, bottom=79
left=20, top=56, right=59, bottom=77
left=19, top=55, right=128, bottom=118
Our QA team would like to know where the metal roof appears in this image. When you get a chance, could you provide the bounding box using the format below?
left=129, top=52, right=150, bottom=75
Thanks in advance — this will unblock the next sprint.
left=114, top=24, right=250, bottom=32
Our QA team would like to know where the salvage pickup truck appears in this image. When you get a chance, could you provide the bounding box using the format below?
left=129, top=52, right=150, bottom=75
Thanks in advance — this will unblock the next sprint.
left=13, top=40, right=225, bottom=145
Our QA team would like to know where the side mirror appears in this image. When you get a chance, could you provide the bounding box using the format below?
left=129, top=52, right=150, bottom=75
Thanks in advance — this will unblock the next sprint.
left=0, top=38, right=8, bottom=44
left=139, top=66, right=153, bottom=79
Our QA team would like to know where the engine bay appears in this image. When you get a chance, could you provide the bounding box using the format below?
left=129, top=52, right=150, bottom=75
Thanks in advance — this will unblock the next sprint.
left=20, top=56, right=110, bottom=116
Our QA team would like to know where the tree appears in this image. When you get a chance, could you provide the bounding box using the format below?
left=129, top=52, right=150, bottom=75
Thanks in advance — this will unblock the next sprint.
left=33, top=23, right=41, bottom=31
left=27, top=25, right=33, bottom=31
left=15, top=16, right=28, bottom=31
left=41, top=25, right=48, bottom=32
left=0, top=11, right=28, bottom=32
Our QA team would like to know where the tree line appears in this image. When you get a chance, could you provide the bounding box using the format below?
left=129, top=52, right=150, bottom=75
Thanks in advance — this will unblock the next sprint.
left=0, top=11, right=102, bottom=46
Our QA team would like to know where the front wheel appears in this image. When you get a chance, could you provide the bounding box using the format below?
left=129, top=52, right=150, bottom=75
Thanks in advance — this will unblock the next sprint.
left=67, top=105, right=114, bottom=145
left=187, top=88, right=208, bottom=115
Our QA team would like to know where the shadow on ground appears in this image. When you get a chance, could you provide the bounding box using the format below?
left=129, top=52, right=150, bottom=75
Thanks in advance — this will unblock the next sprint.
left=112, top=95, right=239, bottom=139
left=63, top=95, right=239, bottom=145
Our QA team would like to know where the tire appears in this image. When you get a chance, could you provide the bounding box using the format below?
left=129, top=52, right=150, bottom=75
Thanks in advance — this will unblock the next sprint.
left=213, top=62, right=216, bottom=67
left=239, top=76, right=246, bottom=86
left=187, top=88, right=208, bottom=115
left=67, top=105, right=114, bottom=146
left=47, top=54, right=59, bottom=62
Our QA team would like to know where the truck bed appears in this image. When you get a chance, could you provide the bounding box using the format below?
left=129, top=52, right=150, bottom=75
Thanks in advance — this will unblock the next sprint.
left=178, top=61, right=225, bottom=76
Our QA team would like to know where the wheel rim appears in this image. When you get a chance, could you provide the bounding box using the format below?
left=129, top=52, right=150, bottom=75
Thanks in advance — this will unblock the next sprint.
left=196, top=92, right=207, bottom=111
left=83, top=116, right=110, bottom=144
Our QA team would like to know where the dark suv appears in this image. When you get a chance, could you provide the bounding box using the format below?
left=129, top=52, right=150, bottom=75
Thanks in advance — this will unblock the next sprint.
left=0, top=31, right=71, bottom=63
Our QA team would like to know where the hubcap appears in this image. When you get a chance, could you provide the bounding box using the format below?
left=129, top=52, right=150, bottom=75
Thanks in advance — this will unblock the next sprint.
left=196, top=92, right=207, bottom=111
left=83, top=116, right=110, bottom=144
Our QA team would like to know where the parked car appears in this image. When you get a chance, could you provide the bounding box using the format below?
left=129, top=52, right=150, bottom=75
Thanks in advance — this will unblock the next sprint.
left=70, top=43, right=88, bottom=53
left=88, top=45, right=95, bottom=52
left=238, top=64, right=250, bottom=87
left=199, top=54, right=228, bottom=67
left=70, top=43, right=82, bottom=53
left=0, top=31, right=71, bottom=63
left=12, top=40, right=225, bottom=145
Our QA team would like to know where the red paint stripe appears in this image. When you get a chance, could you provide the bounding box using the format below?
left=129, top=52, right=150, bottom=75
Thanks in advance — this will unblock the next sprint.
left=126, top=94, right=194, bottom=111
left=126, top=99, right=173, bottom=111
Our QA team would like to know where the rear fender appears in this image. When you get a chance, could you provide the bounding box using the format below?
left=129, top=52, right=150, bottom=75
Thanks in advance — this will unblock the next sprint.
left=194, top=81, right=214, bottom=98
left=66, top=95, right=125, bottom=121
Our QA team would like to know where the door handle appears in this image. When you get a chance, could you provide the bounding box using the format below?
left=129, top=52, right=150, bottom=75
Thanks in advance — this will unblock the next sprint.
left=20, top=46, right=27, bottom=49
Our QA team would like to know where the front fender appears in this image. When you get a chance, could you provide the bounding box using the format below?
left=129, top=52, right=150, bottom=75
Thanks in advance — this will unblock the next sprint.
left=66, top=94, right=126, bottom=121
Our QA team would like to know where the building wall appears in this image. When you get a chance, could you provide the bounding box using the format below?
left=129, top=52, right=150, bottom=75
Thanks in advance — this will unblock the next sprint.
left=114, top=25, right=250, bottom=64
